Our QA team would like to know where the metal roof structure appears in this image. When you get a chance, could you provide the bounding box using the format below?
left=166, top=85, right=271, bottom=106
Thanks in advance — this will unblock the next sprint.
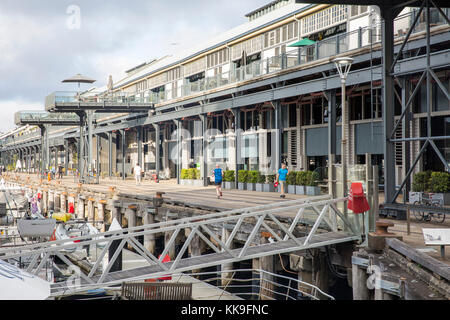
left=295, top=0, right=450, bottom=7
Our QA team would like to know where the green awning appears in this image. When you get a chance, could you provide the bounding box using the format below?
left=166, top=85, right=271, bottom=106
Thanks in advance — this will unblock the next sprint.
left=288, top=38, right=316, bottom=47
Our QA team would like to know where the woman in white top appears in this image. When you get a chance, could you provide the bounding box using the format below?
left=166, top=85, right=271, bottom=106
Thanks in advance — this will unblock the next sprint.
left=134, top=163, right=142, bottom=185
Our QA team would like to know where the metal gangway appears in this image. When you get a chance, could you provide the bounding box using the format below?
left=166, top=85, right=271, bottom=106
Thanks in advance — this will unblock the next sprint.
left=0, top=195, right=362, bottom=297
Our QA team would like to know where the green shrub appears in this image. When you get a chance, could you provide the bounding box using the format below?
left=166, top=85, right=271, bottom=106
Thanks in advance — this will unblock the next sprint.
left=256, top=172, right=266, bottom=184
left=306, top=171, right=319, bottom=186
left=180, top=169, right=189, bottom=180
left=186, top=168, right=200, bottom=180
left=286, top=171, right=297, bottom=185
left=412, top=171, right=431, bottom=192
left=238, top=170, right=248, bottom=183
left=266, top=174, right=276, bottom=184
left=429, top=171, right=450, bottom=193
left=247, top=171, right=259, bottom=183
left=223, top=170, right=235, bottom=182
left=296, top=171, right=308, bottom=186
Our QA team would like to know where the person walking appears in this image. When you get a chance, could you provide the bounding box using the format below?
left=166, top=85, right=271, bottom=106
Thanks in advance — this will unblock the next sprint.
left=134, top=163, right=142, bottom=186
left=212, top=164, right=223, bottom=199
left=277, top=163, right=289, bottom=198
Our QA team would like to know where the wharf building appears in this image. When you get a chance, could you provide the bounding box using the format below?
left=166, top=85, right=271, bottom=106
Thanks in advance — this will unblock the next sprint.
left=1, top=0, right=450, bottom=200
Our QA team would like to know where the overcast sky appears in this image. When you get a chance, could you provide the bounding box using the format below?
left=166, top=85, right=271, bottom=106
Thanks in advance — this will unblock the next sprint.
left=0, top=0, right=270, bottom=132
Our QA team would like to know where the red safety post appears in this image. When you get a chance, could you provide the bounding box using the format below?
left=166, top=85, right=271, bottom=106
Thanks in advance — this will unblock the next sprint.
left=348, top=182, right=370, bottom=214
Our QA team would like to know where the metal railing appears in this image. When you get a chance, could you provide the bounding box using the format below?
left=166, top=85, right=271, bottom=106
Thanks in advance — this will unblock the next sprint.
left=0, top=195, right=361, bottom=296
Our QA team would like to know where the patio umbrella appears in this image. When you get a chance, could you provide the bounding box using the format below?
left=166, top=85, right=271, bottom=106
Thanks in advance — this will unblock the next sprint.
left=62, top=73, right=96, bottom=91
left=0, top=260, right=51, bottom=300
left=288, top=38, right=316, bottom=47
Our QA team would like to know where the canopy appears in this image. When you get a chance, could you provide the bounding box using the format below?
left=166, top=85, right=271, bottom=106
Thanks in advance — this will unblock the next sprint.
left=62, top=73, right=96, bottom=84
left=288, top=38, right=316, bottom=47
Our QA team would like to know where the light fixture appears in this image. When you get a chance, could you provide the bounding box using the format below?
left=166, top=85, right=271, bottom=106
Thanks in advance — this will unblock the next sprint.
left=333, top=57, right=354, bottom=82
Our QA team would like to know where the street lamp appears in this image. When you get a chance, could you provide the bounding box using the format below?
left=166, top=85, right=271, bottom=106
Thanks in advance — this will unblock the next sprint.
left=333, top=57, right=353, bottom=198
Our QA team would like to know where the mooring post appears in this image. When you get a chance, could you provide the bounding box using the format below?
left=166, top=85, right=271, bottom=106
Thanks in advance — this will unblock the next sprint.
left=97, top=200, right=106, bottom=232
left=48, top=190, right=54, bottom=212
left=77, top=197, right=85, bottom=220
left=221, top=228, right=234, bottom=287
left=260, top=235, right=275, bottom=300
left=87, top=198, right=94, bottom=223
left=143, top=208, right=156, bottom=254
left=125, top=206, right=137, bottom=250
left=54, top=192, right=61, bottom=212
left=60, top=191, right=67, bottom=213
left=352, top=255, right=370, bottom=300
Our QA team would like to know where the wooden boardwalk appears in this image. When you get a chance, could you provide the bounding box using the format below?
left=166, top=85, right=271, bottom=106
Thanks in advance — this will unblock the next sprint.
left=10, top=173, right=310, bottom=212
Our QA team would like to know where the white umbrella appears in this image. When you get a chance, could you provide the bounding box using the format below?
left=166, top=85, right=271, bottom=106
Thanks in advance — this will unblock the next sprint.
left=0, top=260, right=51, bottom=300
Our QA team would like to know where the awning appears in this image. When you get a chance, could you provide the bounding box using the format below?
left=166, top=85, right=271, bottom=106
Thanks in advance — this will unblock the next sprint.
left=288, top=38, right=316, bottom=47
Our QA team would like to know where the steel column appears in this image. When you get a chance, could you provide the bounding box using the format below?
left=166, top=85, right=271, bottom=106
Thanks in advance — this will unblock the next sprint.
left=382, top=13, right=397, bottom=204
left=152, top=124, right=161, bottom=179
left=108, top=132, right=113, bottom=178
left=137, top=126, right=143, bottom=168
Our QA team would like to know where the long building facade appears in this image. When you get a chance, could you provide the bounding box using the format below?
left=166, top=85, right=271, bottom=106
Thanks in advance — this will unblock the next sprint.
left=1, top=0, right=450, bottom=200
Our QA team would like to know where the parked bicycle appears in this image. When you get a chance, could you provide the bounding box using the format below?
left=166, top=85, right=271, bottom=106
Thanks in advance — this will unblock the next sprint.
left=413, top=193, right=446, bottom=223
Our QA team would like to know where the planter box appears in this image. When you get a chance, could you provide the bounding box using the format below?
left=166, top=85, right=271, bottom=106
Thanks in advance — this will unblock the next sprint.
left=263, top=183, right=275, bottom=192
left=287, top=185, right=296, bottom=194
left=192, top=180, right=204, bottom=187
left=408, top=191, right=423, bottom=203
left=223, top=181, right=235, bottom=189
left=238, top=183, right=246, bottom=190
left=255, top=183, right=264, bottom=192
left=430, top=193, right=450, bottom=205
left=180, top=179, right=192, bottom=186
left=247, top=183, right=256, bottom=191
left=306, top=186, right=321, bottom=196
left=296, top=186, right=306, bottom=195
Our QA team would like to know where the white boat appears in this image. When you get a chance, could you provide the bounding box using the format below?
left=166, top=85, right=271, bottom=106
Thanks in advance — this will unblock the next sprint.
left=0, top=259, right=50, bottom=300
left=17, top=218, right=56, bottom=238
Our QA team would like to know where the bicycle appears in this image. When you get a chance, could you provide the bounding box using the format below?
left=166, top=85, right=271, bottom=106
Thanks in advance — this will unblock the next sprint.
left=413, top=193, right=446, bottom=224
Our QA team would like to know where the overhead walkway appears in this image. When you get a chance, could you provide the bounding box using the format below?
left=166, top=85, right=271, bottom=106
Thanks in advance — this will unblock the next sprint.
left=0, top=196, right=361, bottom=296
left=14, top=110, right=81, bottom=126
left=45, top=91, right=154, bottom=113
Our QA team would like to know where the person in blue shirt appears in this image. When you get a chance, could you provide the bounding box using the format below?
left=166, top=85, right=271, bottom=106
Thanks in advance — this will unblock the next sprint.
left=212, top=164, right=224, bottom=199
left=277, top=163, right=289, bottom=198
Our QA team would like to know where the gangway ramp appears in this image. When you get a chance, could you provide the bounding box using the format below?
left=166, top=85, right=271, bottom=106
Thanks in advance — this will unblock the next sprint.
left=0, top=195, right=361, bottom=296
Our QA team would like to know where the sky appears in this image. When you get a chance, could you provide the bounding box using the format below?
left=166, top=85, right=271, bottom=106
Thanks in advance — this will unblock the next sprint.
left=0, top=0, right=270, bottom=132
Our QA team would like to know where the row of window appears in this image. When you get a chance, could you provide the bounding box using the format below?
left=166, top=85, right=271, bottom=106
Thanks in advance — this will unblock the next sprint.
left=131, top=5, right=353, bottom=94
left=303, top=5, right=347, bottom=35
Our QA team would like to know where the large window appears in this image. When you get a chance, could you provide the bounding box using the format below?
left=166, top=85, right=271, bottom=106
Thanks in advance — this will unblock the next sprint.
left=303, top=5, right=347, bottom=36
left=263, top=20, right=298, bottom=50
left=207, top=48, right=229, bottom=69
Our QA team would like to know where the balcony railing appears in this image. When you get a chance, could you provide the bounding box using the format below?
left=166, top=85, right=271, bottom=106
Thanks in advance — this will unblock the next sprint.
left=15, top=110, right=80, bottom=126
left=145, top=9, right=448, bottom=106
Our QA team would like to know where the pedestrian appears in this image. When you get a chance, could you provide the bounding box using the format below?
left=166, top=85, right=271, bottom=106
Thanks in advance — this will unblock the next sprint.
left=134, top=163, right=142, bottom=185
left=212, top=164, right=223, bottom=199
left=51, top=166, right=56, bottom=180
left=277, top=163, right=289, bottom=198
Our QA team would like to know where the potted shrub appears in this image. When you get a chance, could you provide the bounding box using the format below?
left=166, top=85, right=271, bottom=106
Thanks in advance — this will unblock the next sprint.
left=410, top=171, right=431, bottom=203
left=246, top=170, right=258, bottom=191
left=180, top=168, right=191, bottom=186
left=223, top=170, right=235, bottom=189
left=238, top=170, right=248, bottom=190
left=296, top=171, right=308, bottom=195
left=286, top=171, right=297, bottom=194
left=255, top=172, right=266, bottom=192
left=429, top=171, right=450, bottom=205
left=190, top=168, right=203, bottom=187
left=306, top=171, right=320, bottom=196
left=264, top=174, right=276, bottom=192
